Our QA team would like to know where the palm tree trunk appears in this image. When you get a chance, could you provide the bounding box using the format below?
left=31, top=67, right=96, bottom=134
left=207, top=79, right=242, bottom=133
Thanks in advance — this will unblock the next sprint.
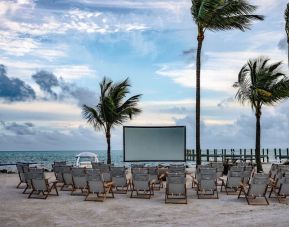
left=287, top=39, right=289, bottom=68
left=196, top=29, right=204, bottom=166
left=106, top=130, right=111, bottom=164
left=255, top=108, right=263, bottom=172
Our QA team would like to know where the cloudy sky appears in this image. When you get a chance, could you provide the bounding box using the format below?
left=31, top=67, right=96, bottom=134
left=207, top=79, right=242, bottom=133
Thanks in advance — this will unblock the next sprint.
left=0, top=0, right=288, bottom=151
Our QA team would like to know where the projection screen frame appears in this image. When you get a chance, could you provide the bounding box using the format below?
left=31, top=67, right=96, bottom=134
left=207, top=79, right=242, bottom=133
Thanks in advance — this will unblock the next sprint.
left=123, top=126, right=186, bottom=162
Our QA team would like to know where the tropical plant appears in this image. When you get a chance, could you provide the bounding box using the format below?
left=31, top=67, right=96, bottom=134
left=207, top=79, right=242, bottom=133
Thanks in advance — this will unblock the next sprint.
left=82, top=77, right=142, bottom=164
left=285, top=3, right=289, bottom=68
left=234, top=57, right=289, bottom=172
left=190, top=0, right=264, bottom=165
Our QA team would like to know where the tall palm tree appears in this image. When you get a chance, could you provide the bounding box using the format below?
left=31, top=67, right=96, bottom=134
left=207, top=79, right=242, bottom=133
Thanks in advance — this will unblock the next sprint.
left=234, top=57, right=289, bottom=172
left=285, top=3, right=289, bottom=68
left=191, top=0, right=264, bottom=165
left=82, top=77, right=142, bottom=164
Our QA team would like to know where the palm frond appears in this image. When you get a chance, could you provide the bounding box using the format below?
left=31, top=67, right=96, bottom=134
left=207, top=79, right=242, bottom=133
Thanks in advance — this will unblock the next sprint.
left=234, top=57, right=289, bottom=110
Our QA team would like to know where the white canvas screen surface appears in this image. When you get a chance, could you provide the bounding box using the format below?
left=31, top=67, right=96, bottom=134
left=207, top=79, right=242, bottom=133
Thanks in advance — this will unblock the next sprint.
left=123, top=126, right=186, bottom=162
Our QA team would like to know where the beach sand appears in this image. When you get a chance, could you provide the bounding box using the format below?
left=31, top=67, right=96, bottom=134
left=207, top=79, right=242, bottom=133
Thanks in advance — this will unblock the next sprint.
left=0, top=164, right=289, bottom=227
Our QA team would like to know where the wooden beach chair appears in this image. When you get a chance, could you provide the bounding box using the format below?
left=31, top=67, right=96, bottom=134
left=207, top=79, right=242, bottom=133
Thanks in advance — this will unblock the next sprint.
left=23, top=170, right=45, bottom=194
left=61, top=166, right=73, bottom=191
left=195, top=168, right=218, bottom=199
left=28, top=172, right=58, bottom=199
left=85, top=172, right=114, bottom=202
left=148, top=166, right=162, bottom=190
left=111, top=167, right=129, bottom=194
left=221, top=169, right=243, bottom=194
left=165, top=173, right=187, bottom=204
left=269, top=171, right=289, bottom=204
left=16, top=162, right=29, bottom=188
left=238, top=174, right=270, bottom=205
left=130, top=173, right=154, bottom=199
left=71, top=167, right=87, bottom=195
left=98, top=164, right=112, bottom=183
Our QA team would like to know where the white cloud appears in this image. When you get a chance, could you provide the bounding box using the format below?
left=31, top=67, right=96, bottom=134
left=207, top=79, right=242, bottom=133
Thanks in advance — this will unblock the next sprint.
left=54, top=65, right=97, bottom=80
left=156, top=47, right=287, bottom=93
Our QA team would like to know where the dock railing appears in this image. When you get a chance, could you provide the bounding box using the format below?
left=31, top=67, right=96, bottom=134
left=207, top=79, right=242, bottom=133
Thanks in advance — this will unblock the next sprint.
left=186, top=148, right=289, bottom=163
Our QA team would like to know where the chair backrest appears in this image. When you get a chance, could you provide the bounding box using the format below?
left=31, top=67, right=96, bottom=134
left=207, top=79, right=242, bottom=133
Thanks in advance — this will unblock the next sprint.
left=24, top=171, right=45, bottom=187
left=98, top=164, right=110, bottom=173
left=62, top=166, right=73, bottom=185
left=227, top=170, right=243, bottom=188
left=167, top=174, right=186, bottom=194
left=91, top=162, right=102, bottom=169
left=86, top=169, right=102, bottom=181
left=71, top=167, right=86, bottom=176
left=87, top=174, right=105, bottom=193
left=132, top=173, right=150, bottom=190
left=248, top=174, right=269, bottom=196
left=198, top=173, right=216, bottom=191
left=16, top=162, right=29, bottom=173
left=243, top=170, right=252, bottom=185
left=16, top=163, right=29, bottom=182
left=111, top=167, right=125, bottom=177
left=111, top=167, right=127, bottom=186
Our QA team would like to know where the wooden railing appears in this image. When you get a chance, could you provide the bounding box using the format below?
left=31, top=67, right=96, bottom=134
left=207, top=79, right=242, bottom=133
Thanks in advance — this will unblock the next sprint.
left=186, top=148, right=289, bottom=163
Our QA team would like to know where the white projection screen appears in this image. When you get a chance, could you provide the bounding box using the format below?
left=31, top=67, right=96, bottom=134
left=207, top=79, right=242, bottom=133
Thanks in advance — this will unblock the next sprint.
left=123, top=126, right=186, bottom=162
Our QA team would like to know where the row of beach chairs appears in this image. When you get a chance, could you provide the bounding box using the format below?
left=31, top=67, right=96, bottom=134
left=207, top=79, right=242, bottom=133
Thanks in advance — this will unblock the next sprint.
left=15, top=162, right=289, bottom=205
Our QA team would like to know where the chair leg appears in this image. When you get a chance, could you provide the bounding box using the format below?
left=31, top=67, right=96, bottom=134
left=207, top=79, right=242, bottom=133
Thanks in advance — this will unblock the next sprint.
left=28, top=189, right=34, bottom=199
left=264, top=196, right=269, bottom=205
left=16, top=182, right=21, bottom=188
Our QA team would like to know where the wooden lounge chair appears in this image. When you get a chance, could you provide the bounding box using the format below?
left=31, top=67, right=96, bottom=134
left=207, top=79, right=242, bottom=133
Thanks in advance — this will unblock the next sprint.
left=165, top=173, right=187, bottom=204
left=28, top=172, right=58, bottom=199
left=269, top=171, right=289, bottom=204
left=221, top=170, right=243, bottom=194
left=71, top=167, right=87, bottom=195
left=195, top=168, right=218, bottom=199
left=52, top=165, right=66, bottom=187
left=85, top=173, right=114, bottom=202
left=238, top=174, right=270, bottom=205
left=130, top=173, right=154, bottom=199
left=16, top=162, right=29, bottom=188
left=61, top=166, right=73, bottom=191
left=148, top=167, right=162, bottom=190
left=98, top=164, right=112, bottom=183
left=23, top=170, right=45, bottom=194
left=111, top=167, right=129, bottom=194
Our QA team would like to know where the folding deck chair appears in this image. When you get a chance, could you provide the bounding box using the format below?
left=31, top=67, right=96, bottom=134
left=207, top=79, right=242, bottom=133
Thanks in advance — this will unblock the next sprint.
left=130, top=173, right=154, bottom=199
left=85, top=172, right=114, bottom=202
left=195, top=168, right=218, bottom=199
left=165, top=173, right=187, bottom=204
left=28, top=172, right=58, bottom=199
left=238, top=174, right=270, bottom=205
left=71, top=167, right=87, bottom=195
left=16, top=162, right=29, bottom=188
left=111, top=167, right=129, bottom=194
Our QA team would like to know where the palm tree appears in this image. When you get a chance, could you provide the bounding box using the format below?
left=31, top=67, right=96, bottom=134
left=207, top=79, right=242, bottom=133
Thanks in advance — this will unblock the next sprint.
left=234, top=57, right=289, bottom=172
left=191, top=0, right=264, bottom=165
left=82, top=77, right=142, bottom=164
left=285, top=3, right=289, bottom=68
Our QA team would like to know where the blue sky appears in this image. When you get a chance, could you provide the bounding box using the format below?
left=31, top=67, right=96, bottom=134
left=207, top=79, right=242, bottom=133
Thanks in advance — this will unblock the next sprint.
left=0, top=0, right=289, bottom=151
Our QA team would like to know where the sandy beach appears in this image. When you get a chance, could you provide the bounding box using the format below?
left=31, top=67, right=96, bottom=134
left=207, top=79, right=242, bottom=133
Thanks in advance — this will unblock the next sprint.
left=0, top=164, right=289, bottom=227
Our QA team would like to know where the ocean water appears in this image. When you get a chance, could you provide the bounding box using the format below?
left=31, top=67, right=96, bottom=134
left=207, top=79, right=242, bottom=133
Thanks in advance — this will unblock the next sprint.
left=0, top=150, right=124, bottom=171
left=0, top=149, right=287, bottom=172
